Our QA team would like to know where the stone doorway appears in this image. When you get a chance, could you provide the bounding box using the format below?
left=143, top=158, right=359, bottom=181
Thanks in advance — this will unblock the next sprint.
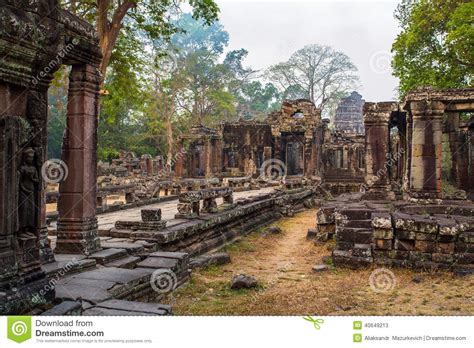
left=282, top=133, right=305, bottom=176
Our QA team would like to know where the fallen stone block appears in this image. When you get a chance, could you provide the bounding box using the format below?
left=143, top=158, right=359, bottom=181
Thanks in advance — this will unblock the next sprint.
left=231, top=274, right=258, bottom=289
left=189, top=253, right=231, bottom=268
left=306, top=228, right=317, bottom=240
left=312, top=264, right=329, bottom=273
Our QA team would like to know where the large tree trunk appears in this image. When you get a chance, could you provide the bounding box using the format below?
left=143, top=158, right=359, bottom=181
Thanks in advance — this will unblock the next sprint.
left=96, top=0, right=136, bottom=83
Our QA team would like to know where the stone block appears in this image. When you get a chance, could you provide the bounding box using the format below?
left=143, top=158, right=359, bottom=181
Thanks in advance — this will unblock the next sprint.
left=415, top=232, right=437, bottom=241
left=371, top=212, right=392, bottom=229
left=141, top=208, right=162, bottom=222
left=455, top=253, right=474, bottom=264
left=395, top=230, right=416, bottom=240
left=454, top=242, right=474, bottom=253
left=373, top=228, right=393, bottom=239
left=408, top=251, right=432, bottom=262
left=414, top=240, right=436, bottom=253
left=375, top=239, right=392, bottom=250
left=431, top=253, right=454, bottom=264
left=459, top=232, right=474, bottom=243
left=88, top=248, right=128, bottom=265
left=317, top=206, right=335, bottom=224
left=336, top=228, right=373, bottom=244
left=436, top=242, right=455, bottom=254
left=394, top=239, right=415, bottom=251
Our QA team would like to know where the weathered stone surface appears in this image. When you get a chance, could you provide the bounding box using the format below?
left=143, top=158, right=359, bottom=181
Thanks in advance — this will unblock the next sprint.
left=86, top=299, right=172, bottom=316
left=141, top=208, right=162, bottom=222
left=88, top=248, right=128, bottom=265
left=41, top=301, right=82, bottom=316
left=336, top=228, right=373, bottom=244
left=106, top=256, right=141, bottom=269
left=371, top=212, right=392, bottom=229
left=373, top=228, right=393, bottom=239
left=230, top=274, right=258, bottom=289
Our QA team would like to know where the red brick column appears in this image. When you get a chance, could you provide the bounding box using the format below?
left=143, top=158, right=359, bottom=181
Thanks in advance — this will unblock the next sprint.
left=408, top=100, right=445, bottom=198
left=55, top=64, right=101, bottom=255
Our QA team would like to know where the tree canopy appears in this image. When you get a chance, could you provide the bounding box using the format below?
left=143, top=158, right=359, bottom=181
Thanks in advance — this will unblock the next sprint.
left=391, top=0, right=474, bottom=96
left=266, top=44, right=359, bottom=115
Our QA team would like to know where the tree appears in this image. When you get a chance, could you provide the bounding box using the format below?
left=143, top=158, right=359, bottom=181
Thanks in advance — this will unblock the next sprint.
left=391, top=0, right=474, bottom=96
left=235, top=81, right=280, bottom=120
left=266, top=44, right=359, bottom=113
left=65, top=0, right=220, bottom=81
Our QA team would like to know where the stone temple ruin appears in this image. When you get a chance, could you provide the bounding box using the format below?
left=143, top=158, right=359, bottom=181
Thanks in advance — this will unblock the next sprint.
left=0, top=1, right=473, bottom=316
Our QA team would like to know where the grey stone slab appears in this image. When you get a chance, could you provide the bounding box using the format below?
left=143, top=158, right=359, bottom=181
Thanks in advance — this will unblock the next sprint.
left=70, top=267, right=153, bottom=284
left=82, top=307, right=155, bottom=316
left=105, top=256, right=141, bottom=269
left=148, top=251, right=189, bottom=259
left=88, top=248, right=128, bottom=264
left=94, top=299, right=171, bottom=315
left=41, top=301, right=82, bottom=315
left=137, top=257, right=178, bottom=269
left=101, top=242, right=145, bottom=254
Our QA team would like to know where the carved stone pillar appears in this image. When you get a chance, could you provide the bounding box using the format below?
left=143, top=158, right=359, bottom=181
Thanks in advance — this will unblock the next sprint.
left=28, top=90, right=55, bottom=264
left=55, top=64, right=101, bottom=255
left=408, top=100, right=445, bottom=198
left=362, top=102, right=395, bottom=199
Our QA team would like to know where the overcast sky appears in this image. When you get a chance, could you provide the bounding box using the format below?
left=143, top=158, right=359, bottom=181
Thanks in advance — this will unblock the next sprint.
left=216, top=0, right=401, bottom=101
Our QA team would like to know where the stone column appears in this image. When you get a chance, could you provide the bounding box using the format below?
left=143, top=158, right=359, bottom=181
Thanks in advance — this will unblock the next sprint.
left=55, top=64, right=101, bottom=255
left=362, top=102, right=394, bottom=199
left=174, top=139, right=185, bottom=178
left=457, top=124, right=470, bottom=191
left=28, top=89, right=55, bottom=264
left=445, top=112, right=460, bottom=186
left=204, top=138, right=212, bottom=178
left=468, top=125, right=474, bottom=198
left=408, top=100, right=445, bottom=198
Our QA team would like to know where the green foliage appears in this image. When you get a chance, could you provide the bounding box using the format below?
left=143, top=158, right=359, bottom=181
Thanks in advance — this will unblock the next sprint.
left=391, top=0, right=474, bottom=96
left=47, top=68, right=69, bottom=159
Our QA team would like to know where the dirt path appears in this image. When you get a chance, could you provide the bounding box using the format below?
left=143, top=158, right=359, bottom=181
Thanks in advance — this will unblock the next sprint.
left=167, top=209, right=474, bottom=316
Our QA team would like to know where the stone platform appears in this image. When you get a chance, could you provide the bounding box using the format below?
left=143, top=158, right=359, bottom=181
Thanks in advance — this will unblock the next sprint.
left=315, top=193, right=474, bottom=274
